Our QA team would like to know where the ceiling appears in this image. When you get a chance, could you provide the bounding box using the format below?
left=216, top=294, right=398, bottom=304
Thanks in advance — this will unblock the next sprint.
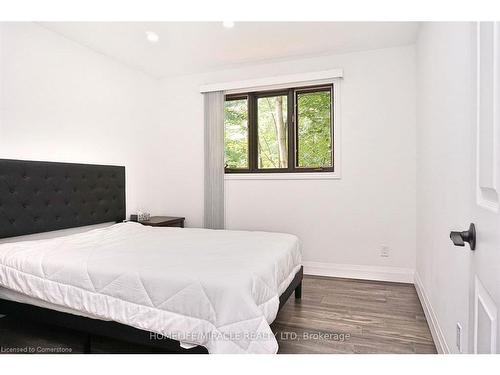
left=40, top=22, right=419, bottom=79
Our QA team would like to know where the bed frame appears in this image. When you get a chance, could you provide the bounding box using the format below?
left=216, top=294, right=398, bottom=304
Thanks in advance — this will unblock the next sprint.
left=0, top=158, right=303, bottom=353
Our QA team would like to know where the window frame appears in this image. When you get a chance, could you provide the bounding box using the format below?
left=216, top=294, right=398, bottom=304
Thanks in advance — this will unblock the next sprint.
left=224, top=83, right=337, bottom=175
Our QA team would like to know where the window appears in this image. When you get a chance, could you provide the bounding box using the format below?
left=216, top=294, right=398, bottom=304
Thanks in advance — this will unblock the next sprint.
left=224, top=97, right=249, bottom=169
left=257, top=93, right=288, bottom=169
left=224, top=84, right=334, bottom=174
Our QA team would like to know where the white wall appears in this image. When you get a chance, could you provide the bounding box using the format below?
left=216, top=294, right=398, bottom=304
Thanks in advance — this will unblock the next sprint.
left=158, top=46, right=417, bottom=276
left=0, top=23, right=163, bottom=217
left=415, top=22, right=475, bottom=353
left=0, top=23, right=417, bottom=280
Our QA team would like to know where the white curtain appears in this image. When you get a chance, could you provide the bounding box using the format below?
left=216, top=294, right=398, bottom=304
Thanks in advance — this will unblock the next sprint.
left=203, top=91, right=225, bottom=229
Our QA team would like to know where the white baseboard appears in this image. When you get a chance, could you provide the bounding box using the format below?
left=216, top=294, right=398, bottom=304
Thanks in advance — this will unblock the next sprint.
left=414, top=272, right=450, bottom=354
left=303, top=261, right=415, bottom=283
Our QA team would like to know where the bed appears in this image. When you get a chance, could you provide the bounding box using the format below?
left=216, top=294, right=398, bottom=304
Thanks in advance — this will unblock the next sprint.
left=0, top=159, right=303, bottom=354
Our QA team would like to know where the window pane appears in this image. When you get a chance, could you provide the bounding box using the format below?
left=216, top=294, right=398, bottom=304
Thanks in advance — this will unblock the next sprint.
left=224, top=98, right=248, bottom=169
left=296, top=90, right=332, bottom=168
left=257, top=95, right=288, bottom=169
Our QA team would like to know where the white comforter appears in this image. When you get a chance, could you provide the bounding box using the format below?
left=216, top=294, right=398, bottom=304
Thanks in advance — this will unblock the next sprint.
left=0, top=222, right=302, bottom=353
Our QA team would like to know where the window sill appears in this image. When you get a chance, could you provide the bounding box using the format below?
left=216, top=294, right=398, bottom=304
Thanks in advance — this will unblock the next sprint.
left=224, top=172, right=341, bottom=181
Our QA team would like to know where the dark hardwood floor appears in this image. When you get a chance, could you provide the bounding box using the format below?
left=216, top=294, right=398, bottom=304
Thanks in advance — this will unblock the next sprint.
left=271, top=275, right=437, bottom=354
left=0, top=276, right=436, bottom=354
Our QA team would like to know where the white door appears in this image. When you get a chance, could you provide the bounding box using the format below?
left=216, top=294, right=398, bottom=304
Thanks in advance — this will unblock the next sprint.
left=468, top=21, right=500, bottom=354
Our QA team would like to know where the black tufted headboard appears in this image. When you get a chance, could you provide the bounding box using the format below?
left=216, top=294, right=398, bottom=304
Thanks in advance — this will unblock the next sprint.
left=0, top=159, right=125, bottom=239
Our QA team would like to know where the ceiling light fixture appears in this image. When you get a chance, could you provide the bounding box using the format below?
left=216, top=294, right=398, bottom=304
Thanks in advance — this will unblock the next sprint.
left=222, top=21, right=235, bottom=29
left=145, top=31, right=159, bottom=43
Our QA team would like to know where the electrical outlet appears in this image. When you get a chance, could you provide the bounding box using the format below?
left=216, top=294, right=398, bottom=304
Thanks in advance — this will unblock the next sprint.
left=380, top=246, right=389, bottom=257
left=456, top=323, right=462, bottom=353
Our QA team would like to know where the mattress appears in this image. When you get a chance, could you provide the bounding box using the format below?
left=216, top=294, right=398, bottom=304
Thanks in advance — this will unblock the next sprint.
left=0, top=222, right=302, bottom=353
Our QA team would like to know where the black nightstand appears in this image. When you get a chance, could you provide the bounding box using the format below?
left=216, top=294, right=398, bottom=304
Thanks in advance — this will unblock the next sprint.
left=136, top=216, right=185, bottom=228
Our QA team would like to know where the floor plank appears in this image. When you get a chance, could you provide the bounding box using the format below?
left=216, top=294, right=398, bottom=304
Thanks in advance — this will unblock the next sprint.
left=271, top=275, right=437, bottom=354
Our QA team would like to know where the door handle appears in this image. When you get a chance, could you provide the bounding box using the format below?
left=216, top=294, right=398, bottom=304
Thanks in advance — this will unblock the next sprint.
left=450, top=223, right=476, bottom=250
